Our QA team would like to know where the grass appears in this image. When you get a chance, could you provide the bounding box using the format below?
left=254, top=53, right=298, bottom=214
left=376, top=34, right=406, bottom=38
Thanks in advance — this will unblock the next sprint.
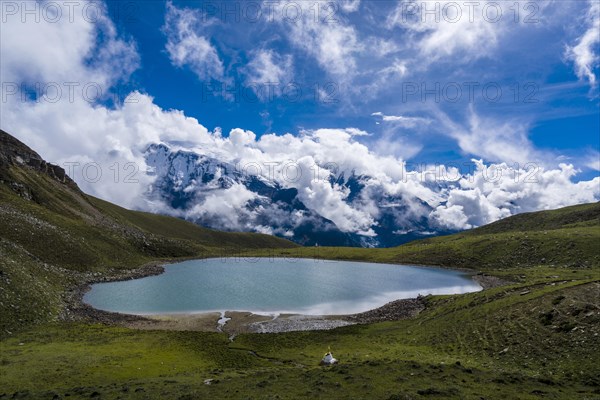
left=1, top=267, right=598, bottom=399
left=0, top=164, right=296, bottom=336
left=89, top=196, right=297, bottom=251
left=241, top=203, right=600, bottom=272
left=1, top=133, right=599, bottom=398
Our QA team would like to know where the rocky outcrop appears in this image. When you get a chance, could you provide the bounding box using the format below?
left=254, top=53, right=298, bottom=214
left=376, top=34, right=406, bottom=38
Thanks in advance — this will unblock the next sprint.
left=0, top=129, right=75, bottom=186
left=344, top=297, right=426, bottom=324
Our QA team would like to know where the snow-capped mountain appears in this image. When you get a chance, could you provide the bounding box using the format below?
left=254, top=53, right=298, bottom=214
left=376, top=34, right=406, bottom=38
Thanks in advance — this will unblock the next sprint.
left=144, top=143, right=451, bottom=247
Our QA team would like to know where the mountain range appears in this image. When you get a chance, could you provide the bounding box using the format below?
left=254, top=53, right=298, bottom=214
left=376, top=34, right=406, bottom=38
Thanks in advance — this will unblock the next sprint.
left=145, top=143, right=451, bottom=247
left=2, top=128, right=599, bottom=398
left=0, top=129, right=296, bottom=335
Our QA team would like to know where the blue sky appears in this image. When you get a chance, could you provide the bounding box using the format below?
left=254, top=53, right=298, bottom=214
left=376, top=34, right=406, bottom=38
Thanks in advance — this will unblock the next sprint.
left=96, top=0, right=600, bottom=178
left=1, top=0, right=599, bottom=234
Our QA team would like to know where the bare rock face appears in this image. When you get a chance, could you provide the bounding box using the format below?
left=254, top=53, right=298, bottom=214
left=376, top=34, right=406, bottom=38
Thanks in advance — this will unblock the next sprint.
left=26, top=157, right=42, bottom=169
left=50, top=164, right=67, bottom=182
left=0, top=129, right=44, bottom=167
left=0, top=129, right=74, bottom=186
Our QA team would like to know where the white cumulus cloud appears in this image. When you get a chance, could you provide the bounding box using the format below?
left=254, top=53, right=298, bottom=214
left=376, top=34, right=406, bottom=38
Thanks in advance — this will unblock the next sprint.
left=267, top=0, right=363, bottom=79
left=242, top=49, right=294, bottom=98
left=1, top=0, right=598, bottom=242
left=565, top=0, right=600, bottom=87
left=431, top=161, right=600, bottom=230
left=162, top=1, right=225, bottom=82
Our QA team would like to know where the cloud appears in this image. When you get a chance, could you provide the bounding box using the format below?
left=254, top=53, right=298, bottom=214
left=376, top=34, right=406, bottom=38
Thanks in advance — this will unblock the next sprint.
left=585, top=151, right=600, bottom=171
left=432, top=106, right=547, bottom=166
left=565, top=0, right=600, bottom=87
left=162, top=1, right=225, bottom=82
left=290, top=156, right=376, bottom=235
left=268, top=1, right=363, bottom=79
left=147, top=129, right=599, bottom=237
left=242, top=49, right=294, bottom=98
left=387, top=0, right=504, bottom=64
left=368, top=112, right=428, bottom=159
left=371, top=112, right=431, bottom=128
left=339, top=0, right=361, bottom=13
left=1, top=0, right=598, bottom=243
left=345, top=128, right=370, bottom=137
left=1, top=90, right=222, bottom=209
left=244, top=49, right=293, bottom=84
left=0, top=0, right=139, bottom=88
left=187, top=182, right=260, bottom=231
left=431, top=160, right=600, bottom=230
left=0, top=1, right=220, bottom=209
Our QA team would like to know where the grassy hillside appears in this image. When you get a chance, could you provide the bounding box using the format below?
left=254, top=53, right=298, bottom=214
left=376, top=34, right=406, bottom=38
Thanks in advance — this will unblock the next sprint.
left=253, top=202, right=600, bottom=271
left=0, top=164, right=296, bottom=270
left=1, top=129, right=598, bottom=398
left=1, top=267, right=598, bottom=399
left=0, top=130, right=296, bottom=335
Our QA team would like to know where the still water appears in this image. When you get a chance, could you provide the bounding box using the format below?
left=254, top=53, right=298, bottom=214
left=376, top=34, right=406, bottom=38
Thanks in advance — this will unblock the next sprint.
left=84, top=258, right=481, bottom=315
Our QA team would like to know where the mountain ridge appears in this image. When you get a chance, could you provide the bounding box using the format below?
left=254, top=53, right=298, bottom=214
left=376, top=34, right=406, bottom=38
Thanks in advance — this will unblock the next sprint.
left=145, top=142, right=447, bottom=247
left=1, top=129, right=599, bottom=398
left=1, top=128, right=598, bottom=337
left=0, top=129, right=297, bottom=335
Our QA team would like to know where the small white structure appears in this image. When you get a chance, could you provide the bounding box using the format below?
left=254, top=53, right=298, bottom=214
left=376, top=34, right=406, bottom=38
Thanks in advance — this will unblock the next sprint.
left=320, top=350, right=338, bottom=366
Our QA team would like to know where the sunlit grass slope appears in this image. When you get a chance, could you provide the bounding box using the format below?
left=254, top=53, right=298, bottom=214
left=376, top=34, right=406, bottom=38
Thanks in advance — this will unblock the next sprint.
left=0, top=130, right=296, bottom=335
left=1, top=129, right=598, bottom=399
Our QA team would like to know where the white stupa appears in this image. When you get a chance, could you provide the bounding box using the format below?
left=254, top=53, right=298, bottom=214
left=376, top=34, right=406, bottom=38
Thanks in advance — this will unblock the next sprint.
left=320, top=348, right=338, bottom=365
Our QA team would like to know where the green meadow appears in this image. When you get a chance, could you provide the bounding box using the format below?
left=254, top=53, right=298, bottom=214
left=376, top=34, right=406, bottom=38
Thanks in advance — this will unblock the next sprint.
left=1, top=133, right=599, bottom=398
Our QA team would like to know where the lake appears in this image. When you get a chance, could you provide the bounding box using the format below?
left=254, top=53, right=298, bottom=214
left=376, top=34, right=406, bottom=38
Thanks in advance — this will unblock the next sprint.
left=84, top=258, right=482, bottom=315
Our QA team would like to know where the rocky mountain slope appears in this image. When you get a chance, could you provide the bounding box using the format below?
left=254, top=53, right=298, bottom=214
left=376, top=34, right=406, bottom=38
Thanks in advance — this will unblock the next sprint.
left=0, top=129, right=297, bottom=335
left=1, top=130, right=599, bottom=398
left=145, top=143, right=449, bottom=247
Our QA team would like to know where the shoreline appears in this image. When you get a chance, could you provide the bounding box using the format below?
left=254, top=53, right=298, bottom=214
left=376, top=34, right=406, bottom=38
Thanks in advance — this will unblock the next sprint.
left=63, top=261, right=168, bottom=326
left=65, top=258, right=509, bottom=334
